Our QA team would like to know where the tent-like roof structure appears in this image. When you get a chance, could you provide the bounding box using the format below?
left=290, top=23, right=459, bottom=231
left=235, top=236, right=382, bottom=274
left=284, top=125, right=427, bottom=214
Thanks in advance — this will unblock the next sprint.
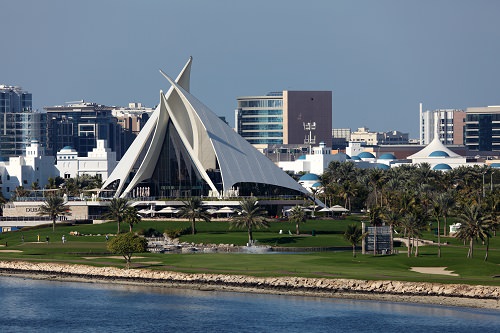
left=102, top=57, right=308, bottom=198
left=408, top=112, right=461, bottom=159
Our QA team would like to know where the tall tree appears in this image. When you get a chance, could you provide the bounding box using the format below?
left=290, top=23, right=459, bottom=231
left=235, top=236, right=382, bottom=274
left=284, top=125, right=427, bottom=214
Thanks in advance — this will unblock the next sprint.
left=456, top=204, right=492, bottom=258
left=289, top=205, right=306, bottom=235
left=400, top=213, right=419, bottom=257
left=344, top=224, right=367, bottom=257
left=178, top=197, right=211, bottom=235
left=124, top=206, right=141, bottom=232
left=230, top=197, right=269, bottom=245
left=430, top=193, right=445, bottom=258
left=103, top=197, right=130, bottom=234
left=37, top=196, right=71, bottom=232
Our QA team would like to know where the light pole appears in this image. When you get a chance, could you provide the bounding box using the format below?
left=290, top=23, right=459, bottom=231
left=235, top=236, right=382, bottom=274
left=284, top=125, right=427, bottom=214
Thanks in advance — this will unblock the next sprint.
left=491, top=170, right=496, bottom=192
left=483, top=172, right=486, bottom=198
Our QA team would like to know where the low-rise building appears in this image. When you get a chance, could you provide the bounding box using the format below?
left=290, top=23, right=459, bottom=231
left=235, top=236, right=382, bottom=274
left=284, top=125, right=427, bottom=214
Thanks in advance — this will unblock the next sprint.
left=56, top=140, right=117, bottom=180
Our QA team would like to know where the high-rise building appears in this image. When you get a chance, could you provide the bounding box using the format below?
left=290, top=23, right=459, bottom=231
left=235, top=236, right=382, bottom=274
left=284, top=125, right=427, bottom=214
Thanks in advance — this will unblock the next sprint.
left=44, top=101, right=124, bottom=158
left=419, top=104, right=466, bottom=145
left=465, top=105, right=500, bottom=152
left=236, top=91, right=332, bottom=149
left=112, top=102, right=154, bottom=158
left=0, top=85, right=46, bottom=157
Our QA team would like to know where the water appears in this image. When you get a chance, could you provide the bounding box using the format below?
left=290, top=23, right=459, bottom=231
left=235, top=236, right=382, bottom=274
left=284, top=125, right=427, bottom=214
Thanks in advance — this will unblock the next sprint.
left=0, top=276, right=498, bottom=333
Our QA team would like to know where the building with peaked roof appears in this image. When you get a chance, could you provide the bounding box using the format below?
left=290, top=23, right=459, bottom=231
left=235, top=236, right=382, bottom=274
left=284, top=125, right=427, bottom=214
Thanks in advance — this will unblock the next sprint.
left=102, top=57, right=309, bottom=199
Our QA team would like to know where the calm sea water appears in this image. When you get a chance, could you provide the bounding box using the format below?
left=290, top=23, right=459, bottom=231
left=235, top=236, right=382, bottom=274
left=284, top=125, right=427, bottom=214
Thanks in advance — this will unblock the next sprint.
left=0, top=276, right=498, bottom=333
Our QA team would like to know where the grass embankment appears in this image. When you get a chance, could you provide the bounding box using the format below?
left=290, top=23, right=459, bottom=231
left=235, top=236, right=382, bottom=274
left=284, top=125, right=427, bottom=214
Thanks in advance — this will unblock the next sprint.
left=0, top=215, right=499, bottom=286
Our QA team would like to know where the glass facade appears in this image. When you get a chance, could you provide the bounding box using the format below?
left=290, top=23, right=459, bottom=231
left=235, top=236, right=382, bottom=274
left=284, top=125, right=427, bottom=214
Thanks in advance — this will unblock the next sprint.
left=45, top=105, right=124, bottom=158
left=0, top=86, right=45, bottom=157
left=465, top=111, right=500, bottom=151
left=236, top=95, right=284, bottom=145
left=139, top=120, right=215, bottom=198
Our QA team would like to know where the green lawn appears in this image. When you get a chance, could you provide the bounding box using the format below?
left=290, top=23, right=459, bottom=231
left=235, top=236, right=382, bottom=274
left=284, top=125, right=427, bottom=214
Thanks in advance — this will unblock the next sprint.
left=0, top=216, right=499, bottom=286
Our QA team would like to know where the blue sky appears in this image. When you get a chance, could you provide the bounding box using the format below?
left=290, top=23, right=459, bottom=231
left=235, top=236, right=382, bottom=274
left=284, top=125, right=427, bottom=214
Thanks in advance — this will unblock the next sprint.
left=2, top=0, right=499, bottom=138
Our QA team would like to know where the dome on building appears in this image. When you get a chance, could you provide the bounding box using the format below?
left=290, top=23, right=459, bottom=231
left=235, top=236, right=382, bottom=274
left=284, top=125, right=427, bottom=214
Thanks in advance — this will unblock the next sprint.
left=351, top=156, right=361, bottom=161
left=490, top=163, right=500, bottom=168
left=429, top=150, right=450, bottom=157
left=311, top=182, right=322, bottom=188
left=62, top=146, right=73, bottom=150
left=358, top=152, right=375, bottom=159
left=433, top=163, right=452, bottom=170
left=378, top=153, right=396, bottom=160
left=299, top=173, right=320, bottom=181
left=297, top=155, right=306, bottom=160
left=375, top=163, right=390, bottom=170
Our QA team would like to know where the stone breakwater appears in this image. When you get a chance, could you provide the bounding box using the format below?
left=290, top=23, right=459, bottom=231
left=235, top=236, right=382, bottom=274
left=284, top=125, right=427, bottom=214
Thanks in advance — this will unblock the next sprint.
left=0, top=261, right=499, bottom=308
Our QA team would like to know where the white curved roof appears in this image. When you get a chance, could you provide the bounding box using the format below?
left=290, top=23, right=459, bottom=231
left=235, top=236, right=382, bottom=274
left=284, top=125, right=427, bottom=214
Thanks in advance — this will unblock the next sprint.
left=408, top=136, right=461, bottom=159
left=103, top=58, right=308, bottom=197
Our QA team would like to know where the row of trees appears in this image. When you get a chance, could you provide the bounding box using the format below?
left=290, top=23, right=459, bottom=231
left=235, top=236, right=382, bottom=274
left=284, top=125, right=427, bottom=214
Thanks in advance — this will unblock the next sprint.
left=320, top=161, right=500, bottom=259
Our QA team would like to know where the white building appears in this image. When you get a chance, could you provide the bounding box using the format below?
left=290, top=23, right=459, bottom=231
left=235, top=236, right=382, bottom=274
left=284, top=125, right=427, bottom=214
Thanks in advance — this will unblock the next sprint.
left=278, top=142, right=347, bottom=175
left=0, top=139, right=118, bottom=199
left=0, top=140, right=57, bottom=198
left=56, top=140, right=117, bottom=180
left=419, top=104, right=466, bottom=145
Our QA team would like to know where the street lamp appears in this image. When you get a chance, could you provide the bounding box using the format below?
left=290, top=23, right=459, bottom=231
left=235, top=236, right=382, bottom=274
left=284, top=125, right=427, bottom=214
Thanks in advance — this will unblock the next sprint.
left=491, top=170, right=496, bottom=192
left=483, top=172, right=486, bottom=198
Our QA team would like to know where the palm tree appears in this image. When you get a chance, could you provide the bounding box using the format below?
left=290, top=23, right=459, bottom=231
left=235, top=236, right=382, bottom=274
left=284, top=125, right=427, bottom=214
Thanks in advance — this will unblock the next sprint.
left=124, top=206, right=141, bottom=232
left=230, top=197, right=269, bottom=245
left=178, top=197, right=211, bottom=235
left=400, top=213, right=418, bottom=257
left=430, top=193, right=445, bottom=257
left=103, top=197, right=130, bottom=234
left=455, top=204, right=492, bottom=258
left=289, top=205, right=306, bottom=235
left=37, top=196, right=71, bottom=232
left=344, top=224, right=367, bottom=257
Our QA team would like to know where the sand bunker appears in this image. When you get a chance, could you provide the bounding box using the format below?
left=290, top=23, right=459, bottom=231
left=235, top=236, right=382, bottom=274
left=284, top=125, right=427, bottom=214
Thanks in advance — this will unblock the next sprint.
left=0, top=250, right=23, bottom=253
left=410, top=267, right=459, bottom=276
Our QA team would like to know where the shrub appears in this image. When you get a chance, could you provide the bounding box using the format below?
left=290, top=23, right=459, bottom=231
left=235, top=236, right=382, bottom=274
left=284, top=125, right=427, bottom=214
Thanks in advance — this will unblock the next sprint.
left=164, top=227, right=192, bottom=239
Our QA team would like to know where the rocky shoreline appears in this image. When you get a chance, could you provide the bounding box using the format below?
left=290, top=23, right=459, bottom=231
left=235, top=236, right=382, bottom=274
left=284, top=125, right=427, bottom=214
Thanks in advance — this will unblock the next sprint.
left=0, top=260, right=499, bottom=310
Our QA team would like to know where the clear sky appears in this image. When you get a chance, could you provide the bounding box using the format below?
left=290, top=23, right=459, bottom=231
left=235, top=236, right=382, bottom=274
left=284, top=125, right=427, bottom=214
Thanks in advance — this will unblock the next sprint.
left=2, top=0, right=499, bottom=138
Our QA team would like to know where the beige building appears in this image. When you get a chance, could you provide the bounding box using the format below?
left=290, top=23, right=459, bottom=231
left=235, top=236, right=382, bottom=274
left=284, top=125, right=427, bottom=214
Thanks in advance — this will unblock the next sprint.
left=350, top=127, right=409, bottom=146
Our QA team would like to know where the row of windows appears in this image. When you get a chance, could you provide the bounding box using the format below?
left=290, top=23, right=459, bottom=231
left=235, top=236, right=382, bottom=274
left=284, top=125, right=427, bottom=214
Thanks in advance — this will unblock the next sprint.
left=467, top=114, right=500, bottom=122
left=238, top=100, right=282, bottom=108
left=241, top=131, right=283, bottom=138
left=239, top=109, right=283, bottom=116
left=240, top=117, right=282, bottom=123
left=240, top=124, right=283, bottom=130
left=247, top=139, right=283, bottom=144
left=465, top=137, right=500, bottom=144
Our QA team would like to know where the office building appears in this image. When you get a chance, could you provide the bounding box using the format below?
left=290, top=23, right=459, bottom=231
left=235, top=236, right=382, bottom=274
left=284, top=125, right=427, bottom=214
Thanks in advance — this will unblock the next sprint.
left=0, top=85, right=46, bottom=157
left=419, top=104, right=465, bottom=145
left=236, top=90, right=332, bottom=149
left=44, top=101, right=124, bottom=158
left=112, top=102, right=154, bottom=157
left=465, top=105, right=500, bottom=152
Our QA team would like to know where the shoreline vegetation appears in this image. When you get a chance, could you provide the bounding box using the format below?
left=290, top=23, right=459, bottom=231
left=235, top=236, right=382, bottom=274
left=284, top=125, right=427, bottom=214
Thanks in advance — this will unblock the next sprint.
left=1, top=261, right=499, bottom=310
